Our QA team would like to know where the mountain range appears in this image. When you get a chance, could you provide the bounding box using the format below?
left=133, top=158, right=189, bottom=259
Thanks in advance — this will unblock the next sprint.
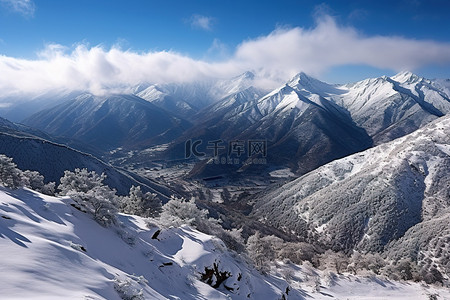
left=252, top=114, right=450, bottom=272
left=1, top=71, right=445, bottom=182
left=164, top=71, right=450, bottom=178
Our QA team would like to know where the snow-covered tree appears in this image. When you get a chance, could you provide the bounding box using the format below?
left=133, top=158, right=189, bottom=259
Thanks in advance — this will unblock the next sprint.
left=246, top=232, right=283, bottom=273
left=22, top=170, right=55, bottom=195
left=159, top=195, right=208, bottom=227
left=319, top=250, right=349, bottom=274
left=421, top=265, right=444, bottom=284
left=58, top=168, right=118, bottom=226
left=121, top=185, right=162, bottom=218
left=0, top=154, right=24, bottom=189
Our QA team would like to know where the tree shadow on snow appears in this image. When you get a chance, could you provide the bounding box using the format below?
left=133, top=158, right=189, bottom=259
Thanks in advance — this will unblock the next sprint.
left=1, top=187, right=66, bottom=225
left=0, top=215, right=31, bottom=247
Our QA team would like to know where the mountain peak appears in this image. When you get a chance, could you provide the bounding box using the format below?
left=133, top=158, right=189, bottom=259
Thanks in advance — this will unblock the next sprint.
left=391, top=71, right=422, bottom=84
left=286, top=72, right=346, bottom=97
left=239, top=71, right=255, bottom=80
left=288, top=72, right=316, bottom=84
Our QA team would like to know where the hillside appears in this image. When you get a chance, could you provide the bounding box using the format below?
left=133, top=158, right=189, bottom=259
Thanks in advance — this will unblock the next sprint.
left=1, top=187, right=448, bottom=299
left=0, top=131, right=173, bottom=198
left=252, top=114, right=450, bottom=271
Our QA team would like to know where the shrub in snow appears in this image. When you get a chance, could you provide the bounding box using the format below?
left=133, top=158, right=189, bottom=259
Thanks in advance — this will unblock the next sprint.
left=213, top=228, right=245, bottom=253
left=323, top=271, right=338, bottom=287
left=0, top=154, right=24, bottom=189
left=114, top=277, right=144, bottom=300
left=421, top=265, right=444, bottom=284
left=69, top=241, right=86, bottom=252
left=120, top=185, right=162, bottom=218
left=200, top=262, right=231, bottom=289
left=58, top=168, right=118, bottom=226
left=390, top=258, right=420, bottom=281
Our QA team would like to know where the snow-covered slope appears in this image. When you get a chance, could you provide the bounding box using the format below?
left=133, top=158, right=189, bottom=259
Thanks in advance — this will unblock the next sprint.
left=252, top=114, right=450, bottom=268
left=1, top=187, right=448, bottom=299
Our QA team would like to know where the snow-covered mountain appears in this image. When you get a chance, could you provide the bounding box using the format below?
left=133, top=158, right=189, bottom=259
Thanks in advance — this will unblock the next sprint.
left=23, top=94, right=191, bottom=151
left=176, top=73, right=372, bottom=178
left=200, top=71, right=450, bottom=176
left=1, top=186, right=448, bottom=299
left=252, top=114, right=450, bottom=271
left=0, top=89, right=84, bottom=122
left=331, top=71, right=450, bottom=143
left=137, top=71, right=260, bottom=118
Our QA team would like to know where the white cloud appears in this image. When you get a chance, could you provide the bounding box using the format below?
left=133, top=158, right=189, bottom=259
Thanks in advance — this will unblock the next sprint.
left=189, top=14, right=214, bottom=31
left=233, top=15, right=450, bottom=80
left=0, top=0, right=35, bottom=17
left=1, top=15, right=450, bottom=97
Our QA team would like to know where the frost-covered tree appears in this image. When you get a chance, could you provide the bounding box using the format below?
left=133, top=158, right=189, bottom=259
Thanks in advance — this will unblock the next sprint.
left=246, top=232, right=283, bottom=273
left=246, top=232, right=268, bottom=270
left=121, top=185, right=162, bottom=218
left=347, top=252, right=386, bottom=275
left=159, top=195, right=208, bottom=227
left=158, top=196, right=246, bottom=253
left=58, top=168, right=118, bottom=226
left=319, top=250, right=349, bottom=274
left=278, top=242, right=317, bottom=265
left=0, top=154, right=55, bottom=194
left=22, top=170, right=56, bottom=195
left=0, top=154, right=24, bottom=189
left=421, top=265, right=444, bottom=284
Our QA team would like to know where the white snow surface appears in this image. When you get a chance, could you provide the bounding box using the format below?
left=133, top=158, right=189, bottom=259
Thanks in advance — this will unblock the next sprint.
left=1, top=187, right=449, bottom=299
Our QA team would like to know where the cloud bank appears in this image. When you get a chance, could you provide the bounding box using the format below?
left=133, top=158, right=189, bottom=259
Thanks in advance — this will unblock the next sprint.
left=1, top=15, right=450, bottom=97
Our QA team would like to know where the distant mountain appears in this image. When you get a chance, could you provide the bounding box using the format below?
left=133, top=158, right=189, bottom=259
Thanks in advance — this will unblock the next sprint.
left=136, top=71, right=260, bottom=118
left=252, top=114, right=450, bottom=269
left=136, top=85, right=198, bottom=119
left=0, top=89, right=83, bottom=122
left=23, top=93, right=191, bottom=151
left=0, top=117, right=174, bottom=198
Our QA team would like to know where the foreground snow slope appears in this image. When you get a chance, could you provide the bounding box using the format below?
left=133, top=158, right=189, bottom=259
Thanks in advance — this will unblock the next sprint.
left=1, top=187, right=449, bottom=299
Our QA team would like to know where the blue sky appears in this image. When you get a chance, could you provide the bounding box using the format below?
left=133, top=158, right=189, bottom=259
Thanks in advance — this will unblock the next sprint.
left=0, top=0, right=449, bottom=93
